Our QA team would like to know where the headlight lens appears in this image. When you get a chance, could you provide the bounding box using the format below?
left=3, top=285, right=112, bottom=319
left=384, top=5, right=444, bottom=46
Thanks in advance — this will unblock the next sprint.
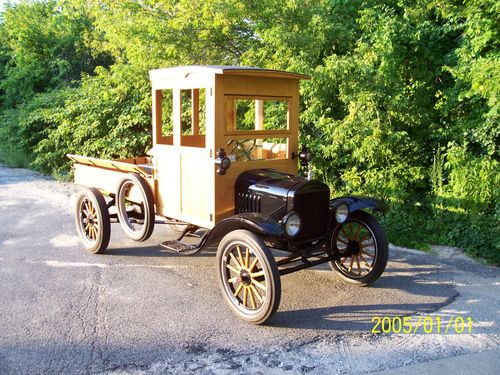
left=335, top=204, right=349, bottom=223
left=284, top=212, right=301, bottom=237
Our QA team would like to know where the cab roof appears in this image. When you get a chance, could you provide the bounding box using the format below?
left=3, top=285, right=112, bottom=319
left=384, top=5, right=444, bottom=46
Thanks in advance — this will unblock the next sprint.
left=149, top=65, right=310, bottom=82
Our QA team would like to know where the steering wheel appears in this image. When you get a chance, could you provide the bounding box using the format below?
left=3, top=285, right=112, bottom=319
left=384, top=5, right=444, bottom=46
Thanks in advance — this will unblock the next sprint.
left=227, top=139, right=257, bottom=161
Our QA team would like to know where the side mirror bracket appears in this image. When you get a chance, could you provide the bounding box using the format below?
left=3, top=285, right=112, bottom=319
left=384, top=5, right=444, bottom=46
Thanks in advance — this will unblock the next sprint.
left=294, top=145, right=313, bottom=180
left=215, top=148, right=231, bottom=175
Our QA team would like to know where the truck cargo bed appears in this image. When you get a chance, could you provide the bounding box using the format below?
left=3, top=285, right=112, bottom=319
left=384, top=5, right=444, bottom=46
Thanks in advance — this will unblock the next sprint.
left=67, top=154, right=154, bottom=176
left=68, top=154, right=155, bottom=199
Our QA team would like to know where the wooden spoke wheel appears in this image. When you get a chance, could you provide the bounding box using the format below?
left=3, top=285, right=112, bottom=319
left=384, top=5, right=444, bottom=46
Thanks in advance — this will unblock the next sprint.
left=329, top=211, right=388, bottom=286
left=216, top=230, right=281, bottom=325
left=116, top=173, right=155, bottom=242
left=75, top=187, right=110, bottom=254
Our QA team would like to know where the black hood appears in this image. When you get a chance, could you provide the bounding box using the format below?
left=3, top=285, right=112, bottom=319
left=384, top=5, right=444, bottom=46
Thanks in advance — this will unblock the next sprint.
left=235, top=169, right=330, bottom=239
left=235, top=169, right=305, bottom=202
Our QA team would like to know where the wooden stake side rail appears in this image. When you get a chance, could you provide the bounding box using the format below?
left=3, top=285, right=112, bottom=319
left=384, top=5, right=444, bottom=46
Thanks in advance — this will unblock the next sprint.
left=67, top=154, right=154, bottom=177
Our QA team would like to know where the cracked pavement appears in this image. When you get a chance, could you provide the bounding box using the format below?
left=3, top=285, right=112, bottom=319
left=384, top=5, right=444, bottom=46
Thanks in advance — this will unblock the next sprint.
left=0, top=165, right=498, bottom=374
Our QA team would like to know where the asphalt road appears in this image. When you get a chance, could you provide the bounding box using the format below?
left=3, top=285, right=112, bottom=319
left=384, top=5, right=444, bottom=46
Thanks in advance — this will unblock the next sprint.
left=0, top=166, right=498, bottom=374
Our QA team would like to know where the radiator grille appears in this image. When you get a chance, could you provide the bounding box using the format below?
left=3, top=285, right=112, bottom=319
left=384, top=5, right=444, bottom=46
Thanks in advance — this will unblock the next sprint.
left=292, top=190, right=329, bottom=239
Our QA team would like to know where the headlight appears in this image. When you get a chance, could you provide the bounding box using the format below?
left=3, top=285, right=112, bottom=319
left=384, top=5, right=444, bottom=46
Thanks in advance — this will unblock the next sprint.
left=335, top=203, right=349, bottom=224
left=284, top=212, right=301, bottom=237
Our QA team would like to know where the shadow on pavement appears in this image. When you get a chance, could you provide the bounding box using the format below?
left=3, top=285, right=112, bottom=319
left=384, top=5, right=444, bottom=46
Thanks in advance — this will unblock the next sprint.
left=103, top=245, right=458, bottom=332
left=105, top=245, right=217, bottom=258
left=270, top=300, right=455, bottom=331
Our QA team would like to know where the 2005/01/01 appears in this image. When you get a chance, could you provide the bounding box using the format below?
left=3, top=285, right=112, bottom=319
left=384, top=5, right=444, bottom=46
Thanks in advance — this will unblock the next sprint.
left=372, top=316, right=473, bottom=334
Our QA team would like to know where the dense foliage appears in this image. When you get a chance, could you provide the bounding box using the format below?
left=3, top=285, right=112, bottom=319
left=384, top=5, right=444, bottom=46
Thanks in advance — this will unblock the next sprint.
left=0, top=0, right=498, bottom=263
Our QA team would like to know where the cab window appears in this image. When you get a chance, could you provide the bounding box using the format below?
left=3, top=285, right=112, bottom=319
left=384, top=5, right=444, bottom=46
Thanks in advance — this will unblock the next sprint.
left=156, top=88, right=206, bottom=148
left=180, top=88, right=206, bottom=148
left=224, top=95, right=290, bottom=162
left=225, top=96, right=289, bottom=132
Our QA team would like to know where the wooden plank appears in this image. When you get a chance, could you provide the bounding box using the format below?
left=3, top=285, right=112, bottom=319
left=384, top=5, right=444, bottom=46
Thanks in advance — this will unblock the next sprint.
left=152, top=89, right=162, bottom=145
left=192, top=88, right=199, bottom=135
left=74, top=164, right=155, bottom=204
left=224, top=130, right=291, bottom=138
left=225, top=94, right=292, bottom=101
left=180, top=135, right=206, bottom=148
left=205, top=76, right=217, bottom=226
left=149, top=67, right=310, bottom=82
left=173, top=89, right=182, bottom=146
left=220, top=75, right=297, bottom=97
left=67, top=154, right=152, bottom=176
left=255, top=100, right=264, bottom=159
left=255, top=100, right=264, bottom=130
left=180, top=149, right=210, bottom=222
left=223, top=69, right=310, bottom=80
left=151, top=73, right=213, bottom=91
left=288, top=85, right=300, bottom=164
left=226, top=98, right=236, bottom=132
left=154, top=145, right=181, bottom=216
left=116, top=157, right=150, bottom=165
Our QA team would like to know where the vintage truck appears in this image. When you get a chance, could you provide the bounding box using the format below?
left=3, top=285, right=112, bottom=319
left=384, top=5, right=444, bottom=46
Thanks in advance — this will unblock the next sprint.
left=69, top=66, right=388, bottom=324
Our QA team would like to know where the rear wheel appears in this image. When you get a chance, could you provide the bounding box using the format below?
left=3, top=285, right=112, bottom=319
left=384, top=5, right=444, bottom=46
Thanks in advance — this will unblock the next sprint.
left=216, top=230, right=281, bottom=325
left=75, top=187, right=110, bottom=254
left=116, top=173, right=155, bottom=242
left=329, top=211, right=388, bottom=286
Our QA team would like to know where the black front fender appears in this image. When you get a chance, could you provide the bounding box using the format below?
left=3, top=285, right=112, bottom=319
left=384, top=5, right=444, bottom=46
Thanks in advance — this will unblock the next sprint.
left=200, top=213, right=285, bottom=250
left=330, top=196, right=387, bottom=213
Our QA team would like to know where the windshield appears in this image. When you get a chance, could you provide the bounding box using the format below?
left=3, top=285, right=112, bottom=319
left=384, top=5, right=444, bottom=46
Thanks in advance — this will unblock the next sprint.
left=225, top=96, right=289, bottom=132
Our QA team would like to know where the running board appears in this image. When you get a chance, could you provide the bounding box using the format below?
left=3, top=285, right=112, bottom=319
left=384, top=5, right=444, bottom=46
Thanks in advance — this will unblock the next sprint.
left=159, top=228, right=210, bottom=256
left=159, top=240, right=198, bottom=254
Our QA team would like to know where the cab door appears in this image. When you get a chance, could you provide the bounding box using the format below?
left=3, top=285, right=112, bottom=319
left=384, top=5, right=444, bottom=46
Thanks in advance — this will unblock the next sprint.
left=153, top=88, right=214, bottom=229
left=178, top=146, right=212, bottom=226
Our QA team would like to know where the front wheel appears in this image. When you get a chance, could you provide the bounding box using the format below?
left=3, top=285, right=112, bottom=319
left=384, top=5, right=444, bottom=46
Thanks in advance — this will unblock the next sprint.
left=329, top=211, right=388, bottom=286
left=216, top=230, right=281, bottom=325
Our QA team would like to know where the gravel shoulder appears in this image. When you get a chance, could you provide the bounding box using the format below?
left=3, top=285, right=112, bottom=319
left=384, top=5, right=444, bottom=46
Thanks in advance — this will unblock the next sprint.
left=0, top=165, right=498, bottom=374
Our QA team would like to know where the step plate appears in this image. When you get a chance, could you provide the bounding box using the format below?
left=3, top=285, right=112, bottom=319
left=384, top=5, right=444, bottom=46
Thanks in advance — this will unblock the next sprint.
left=159, top=240, right=197, bottom=253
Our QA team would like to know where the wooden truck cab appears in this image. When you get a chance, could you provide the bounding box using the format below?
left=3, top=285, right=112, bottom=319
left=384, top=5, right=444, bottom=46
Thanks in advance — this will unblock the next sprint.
left=148, top=66, right=308, bottom=228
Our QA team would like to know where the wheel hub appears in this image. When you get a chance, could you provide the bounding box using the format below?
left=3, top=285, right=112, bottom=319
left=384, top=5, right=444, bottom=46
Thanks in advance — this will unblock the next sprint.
left=239, top=269, right=252, bottom=286
left=346, top=240, right=360, bottom=256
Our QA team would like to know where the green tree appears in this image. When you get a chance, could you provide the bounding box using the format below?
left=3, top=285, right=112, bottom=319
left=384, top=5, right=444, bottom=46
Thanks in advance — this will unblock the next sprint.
left=0, top=0, right=498, bottom=263
left=437, top=0, right=499, bottom=157
left=87, top=0, right=255, bottom=69
left=32, top=64, right=152, bottom=177
left=0, top=0, right=112, bottom=107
